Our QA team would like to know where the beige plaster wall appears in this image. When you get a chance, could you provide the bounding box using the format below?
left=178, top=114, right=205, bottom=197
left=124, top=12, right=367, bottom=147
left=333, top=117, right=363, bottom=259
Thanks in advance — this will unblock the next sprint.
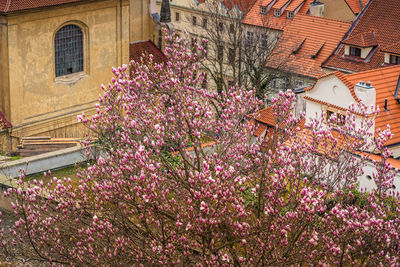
left=323, top=0, right=356, bottom=22
left=5, top=0, right=130, bottom=138
left=0, top=16, right=10, bottom=120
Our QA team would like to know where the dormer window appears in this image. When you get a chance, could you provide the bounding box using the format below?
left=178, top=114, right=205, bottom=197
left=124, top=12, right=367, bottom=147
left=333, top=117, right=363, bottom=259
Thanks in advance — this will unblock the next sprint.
left=287, top=11, right=294, bottom=19
left=349, top=46, right=361, bottom=57
left=260, top=6, right=267, bottom=14
left=390, top=55, right=400, bottom=65
left=274, top=9, right=281, bottom=17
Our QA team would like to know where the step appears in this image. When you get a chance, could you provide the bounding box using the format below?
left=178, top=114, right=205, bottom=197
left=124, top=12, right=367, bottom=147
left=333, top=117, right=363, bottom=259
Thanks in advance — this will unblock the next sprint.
left=22, top=136, right=51, bottom=141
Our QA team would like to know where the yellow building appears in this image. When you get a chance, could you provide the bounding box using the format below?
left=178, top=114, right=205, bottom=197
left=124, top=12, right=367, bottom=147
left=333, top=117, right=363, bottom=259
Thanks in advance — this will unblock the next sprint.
left=0, top=0, right=155, bottom=151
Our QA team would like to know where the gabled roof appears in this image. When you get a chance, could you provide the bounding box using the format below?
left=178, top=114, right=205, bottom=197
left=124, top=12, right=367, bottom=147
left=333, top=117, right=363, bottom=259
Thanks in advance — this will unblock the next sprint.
left=342, top=31, right=378, bottom=48
left=0, top=111, right=11, bottom=130
left=129, top=41, right=166, bottom=64
left=323, top=0, right=400, bottom=73
left=344, top=0, right=368, bottom=14
left=242, top=0, right=313, bottom=30
left=266, top=15, right=351, bottom=78
left=0, top=0, right=87, bottom=13
left=307, top=65, right=400, bottom=146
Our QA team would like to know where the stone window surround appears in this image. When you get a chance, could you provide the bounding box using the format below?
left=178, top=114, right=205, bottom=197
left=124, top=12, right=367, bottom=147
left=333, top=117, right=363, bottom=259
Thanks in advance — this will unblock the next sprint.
left=53, top=20, right=89, bottom=85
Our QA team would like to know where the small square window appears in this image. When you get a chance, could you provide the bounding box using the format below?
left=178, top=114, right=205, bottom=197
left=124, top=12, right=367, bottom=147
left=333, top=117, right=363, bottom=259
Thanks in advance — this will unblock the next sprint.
left=273, top=9, right=281, bottom=17
left=287, top=11, right=294, bottom=19
left=350, top=46, right=361, bottom=57
left=192, top=16, right=197, bottom=26
left=175, top=12, right=180, bottom=21
left=260, top=6, right=267, bottom=14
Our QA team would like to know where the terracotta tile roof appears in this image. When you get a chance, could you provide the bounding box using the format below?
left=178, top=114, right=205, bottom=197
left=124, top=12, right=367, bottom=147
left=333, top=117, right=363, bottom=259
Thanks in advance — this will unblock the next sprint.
left=381, top=42, right=400, bottom=56
left=344, top=0, right=368, bottom=14
left=308, top=65, right=400, bottom=146
left=0, top=111, right=11, bottom=130
left=129, top=41, right=166, bottom=64
left=273, top=0, right=291, bottom=10
left=285, top=0, right=305, bottom=12
left=342, top=31, right=378, bottom=48
left=255, top=106, right=275, bottom=126
left=242, top=0, right=313, bottom=30
left=197, top=0, right=257, bottom=14
left=266, top=15, right=351, bottom=78
left=0, top=0, right=86, bottom=13
left=323, top=0, right=400, bottom=73
left=361, top=152, right=400, bottom=170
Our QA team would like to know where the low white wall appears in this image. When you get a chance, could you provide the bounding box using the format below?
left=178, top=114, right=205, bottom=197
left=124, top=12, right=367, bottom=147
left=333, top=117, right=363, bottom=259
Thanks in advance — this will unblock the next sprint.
left=0, top=146, right=89, bottom=179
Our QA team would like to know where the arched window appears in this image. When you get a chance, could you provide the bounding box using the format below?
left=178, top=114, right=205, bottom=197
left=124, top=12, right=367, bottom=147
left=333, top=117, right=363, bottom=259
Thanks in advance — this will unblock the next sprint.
left=55, top=24, right=84, bottom=77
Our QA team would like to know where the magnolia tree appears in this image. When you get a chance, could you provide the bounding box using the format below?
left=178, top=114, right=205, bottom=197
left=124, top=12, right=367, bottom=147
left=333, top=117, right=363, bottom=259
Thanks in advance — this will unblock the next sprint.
left=0, top=32, right=399, bottom=266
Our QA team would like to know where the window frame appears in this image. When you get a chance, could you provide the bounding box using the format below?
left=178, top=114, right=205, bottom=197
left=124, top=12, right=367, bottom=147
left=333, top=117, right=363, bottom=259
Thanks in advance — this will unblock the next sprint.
left=287, top=11, right=294, bottom=19
left=53, top=21, right=89, bottom=82
left=390, top=54, right=400, bottom=65
left=273, top=8, right=281, bottom=17
left=175, top=12, right=180, bottom=22
left=203, top=17, right=207, bottom=28
left=260, top=6, right=267, bottom=14
left=246, top=31, right=254, bottom=46
left=349, top=46, right=361, bottom=57
left=192, top=16, right=197, bottom=26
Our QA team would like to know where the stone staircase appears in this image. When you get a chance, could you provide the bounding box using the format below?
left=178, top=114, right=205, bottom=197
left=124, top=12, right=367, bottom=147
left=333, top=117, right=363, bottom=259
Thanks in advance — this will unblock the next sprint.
left=17, top=136, right=80, bottom=157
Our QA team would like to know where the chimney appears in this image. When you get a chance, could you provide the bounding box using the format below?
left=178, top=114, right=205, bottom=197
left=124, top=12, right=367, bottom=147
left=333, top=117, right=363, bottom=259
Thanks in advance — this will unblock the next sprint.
left=160, top=0, right=171, bottom=23
left=354, top=81, right=376, bottom=113
left=309, top=0, right=324, bottom=17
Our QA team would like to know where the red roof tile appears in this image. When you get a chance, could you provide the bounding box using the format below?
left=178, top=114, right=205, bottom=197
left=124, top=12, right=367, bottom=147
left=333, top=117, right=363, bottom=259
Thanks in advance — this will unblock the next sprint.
left=323, top=0, right=400, bottom=73
left=344, top=0, right=368, bottom=14
left=242, top=0, right=313, bottom=30
left=0, top=0, right=86, bottom=13
left=342, top=31, right=378, bottom=48
left=308, top=65, right=400, bottom=146
left=129, top=41, right=166, bottom=64
left=266, top=15, right=351, bottom=78
left=381, top=42, right=400, bottom=56
left=255, top=106, right=275, bottom=126
left=197, top=0, right=257, bottom=14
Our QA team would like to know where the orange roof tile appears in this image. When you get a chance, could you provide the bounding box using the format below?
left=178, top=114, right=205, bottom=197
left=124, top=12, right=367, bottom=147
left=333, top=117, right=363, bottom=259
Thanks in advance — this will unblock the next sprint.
left=309, top=65, right=400, bottom=146
left=255, top=106, right=276, bottom=126
left=197, top=0, right=257, bottom=14
left=381, top=42, right=400, bottom=56
left=129, top=41, right=166, bottom=64
left=285, top=0, right=305, bottom=12
left=344, top=65, right=400, bottom=146
left=323, top=0, right=400, bottom=73
left=272, top=0, right=291, bottom=10
left=342, top=31, right=378, bottom=48
left=242, top=0, right=313, bottom=30
left=266, top=15, right=351, bottom=78
left=0, top=0, right=85, bottom=13
left=344, top=0, right=368, bottom=14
